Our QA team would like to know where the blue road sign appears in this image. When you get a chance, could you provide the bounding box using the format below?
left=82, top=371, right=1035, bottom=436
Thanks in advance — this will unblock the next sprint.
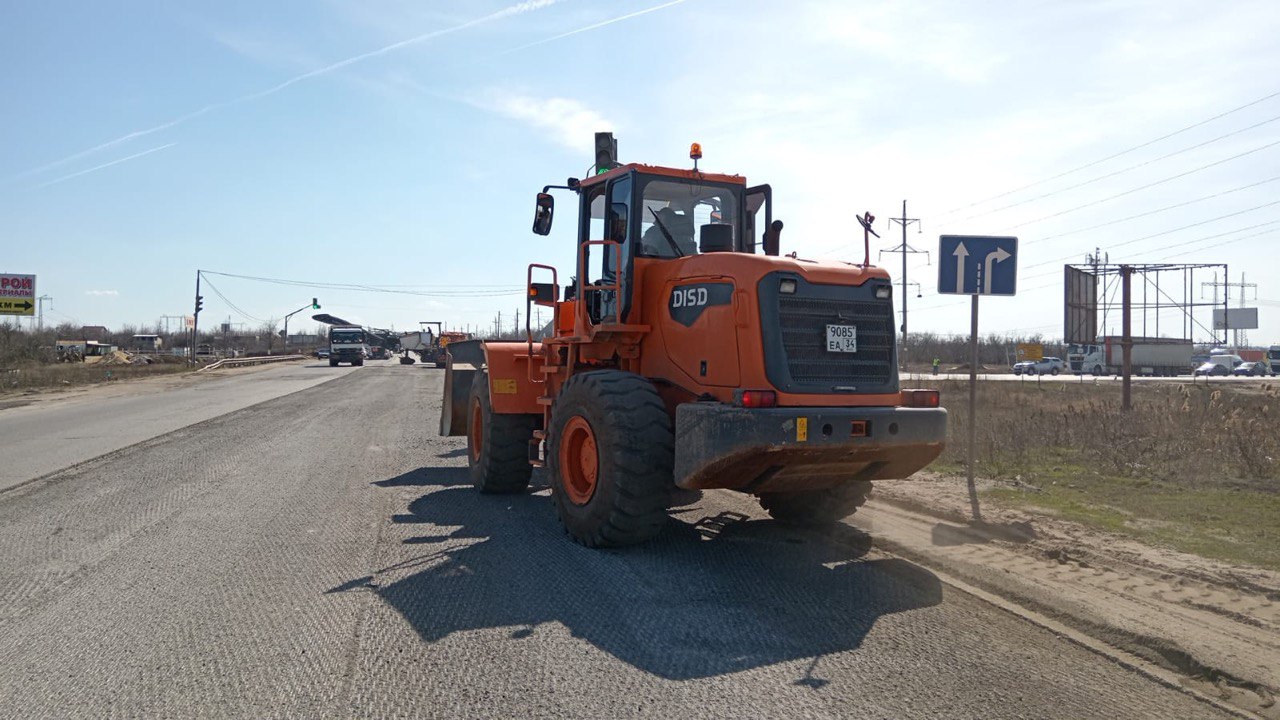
left=937, top=235, right=1018, bottom=296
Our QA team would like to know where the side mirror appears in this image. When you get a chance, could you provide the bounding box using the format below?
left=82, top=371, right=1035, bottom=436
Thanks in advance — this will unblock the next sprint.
left=532, top=193, right=554, bottom=235
left=763, top=219, right=783, bottom=256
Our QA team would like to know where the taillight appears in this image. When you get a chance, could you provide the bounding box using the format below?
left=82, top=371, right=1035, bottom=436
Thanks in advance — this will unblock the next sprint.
left=901, top=389, right=940, bottom=408
left=736, top=390, right=778, bottom=408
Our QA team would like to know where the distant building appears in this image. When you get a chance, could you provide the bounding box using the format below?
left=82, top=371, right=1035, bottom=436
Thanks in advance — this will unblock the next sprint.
left=131, top=334, right=163, bottom=352
left=287, top=334, right=322, bottom=346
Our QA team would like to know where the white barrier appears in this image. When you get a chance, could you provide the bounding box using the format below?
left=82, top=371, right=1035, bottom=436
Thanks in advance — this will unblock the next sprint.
left=196, top=355, right=308, bottom=372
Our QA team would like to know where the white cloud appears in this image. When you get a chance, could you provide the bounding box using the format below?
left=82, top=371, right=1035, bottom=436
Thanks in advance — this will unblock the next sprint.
left=15, top=0, right=565, bottom=181
left=474, top=91, right=613, bottom=154
left=85, top=290, right=119, bottom=297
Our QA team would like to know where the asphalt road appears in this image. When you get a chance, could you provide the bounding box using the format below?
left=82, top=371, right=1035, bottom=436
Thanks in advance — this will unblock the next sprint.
left=0, top=363, right=1231, bottom=719
left=0, top=360, right=359, bottom=492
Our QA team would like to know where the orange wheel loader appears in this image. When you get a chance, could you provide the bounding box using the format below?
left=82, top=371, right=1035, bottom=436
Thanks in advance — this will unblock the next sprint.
left=441, top=134, right=947, bottom=547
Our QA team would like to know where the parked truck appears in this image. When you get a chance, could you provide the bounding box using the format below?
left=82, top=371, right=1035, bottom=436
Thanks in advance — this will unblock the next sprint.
left=328, top=325, right=365, bottom=367
left=1067, top=336, right=1194, bottom=376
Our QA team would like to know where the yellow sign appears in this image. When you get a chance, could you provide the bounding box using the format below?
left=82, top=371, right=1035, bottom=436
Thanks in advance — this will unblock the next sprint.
left=796, top=417, right=808, bottom=442
left=0, top=299, right=35, bottom=316
left=1016, top=343, right=1044, bottom=361
left=0, top=273, right=36, bottom=316
left=492, top=378, right=518, bottom=394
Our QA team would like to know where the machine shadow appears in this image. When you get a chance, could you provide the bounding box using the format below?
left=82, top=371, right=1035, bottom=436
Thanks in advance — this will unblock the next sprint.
left=348, top=467, right=944, bottom=682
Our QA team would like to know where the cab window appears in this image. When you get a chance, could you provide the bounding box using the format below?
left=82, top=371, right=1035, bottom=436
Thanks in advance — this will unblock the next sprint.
left=637, top=179, right=740, bottom=258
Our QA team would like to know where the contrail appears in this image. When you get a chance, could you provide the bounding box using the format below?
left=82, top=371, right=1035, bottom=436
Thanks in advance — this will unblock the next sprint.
left=35, top=143, right=178, bottom=188
left=498, top=0, right=690, bottom=56
left=15, top=0, right=562, bottom=180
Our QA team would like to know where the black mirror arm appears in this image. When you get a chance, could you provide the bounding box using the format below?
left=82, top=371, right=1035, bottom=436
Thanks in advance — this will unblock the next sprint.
left=648, top=207, right=685, bottom=258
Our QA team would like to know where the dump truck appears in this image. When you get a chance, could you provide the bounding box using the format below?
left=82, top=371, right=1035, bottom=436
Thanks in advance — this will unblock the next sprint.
left=1067, top=336, right=1194, bottom=376
left=441, top=134, right=947, bottom=547
left=328, top=325, right=365, bottom=367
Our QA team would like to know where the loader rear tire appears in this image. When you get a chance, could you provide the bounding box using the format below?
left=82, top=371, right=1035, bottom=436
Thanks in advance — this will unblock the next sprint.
left=468, top=371, right=538, bottom=494
left=547, top=371, right=673, bottom=548
left=758, top=480, right=874, bottom=526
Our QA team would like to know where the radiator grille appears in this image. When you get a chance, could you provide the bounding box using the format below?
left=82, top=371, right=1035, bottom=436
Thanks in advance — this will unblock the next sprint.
left=777, top=295, right=894, bottom=386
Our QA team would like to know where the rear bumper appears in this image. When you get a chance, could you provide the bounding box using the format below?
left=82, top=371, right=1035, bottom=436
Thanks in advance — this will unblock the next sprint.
left=673, top=403, right=947, bottom=492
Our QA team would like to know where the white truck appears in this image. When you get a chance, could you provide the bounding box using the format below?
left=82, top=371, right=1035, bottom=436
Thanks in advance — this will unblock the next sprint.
left=328, top=325, right=366, bottom=367
left=1067, top=336, right=1194, bottom=376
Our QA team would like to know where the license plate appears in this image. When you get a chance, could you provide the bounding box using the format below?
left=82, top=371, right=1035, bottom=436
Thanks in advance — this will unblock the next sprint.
left=825, top=324, right=857, bottom=353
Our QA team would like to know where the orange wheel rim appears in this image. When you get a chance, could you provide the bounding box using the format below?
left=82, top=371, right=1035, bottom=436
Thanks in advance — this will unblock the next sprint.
left=559, top=416, right=599, bottom=505
left=469, top=397, right=483, bottom=463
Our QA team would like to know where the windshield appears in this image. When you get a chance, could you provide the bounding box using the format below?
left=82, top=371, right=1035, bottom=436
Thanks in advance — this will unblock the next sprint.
left=637, top=178, right=740, bottom=258
left=331, top=330, right=363, bottom=344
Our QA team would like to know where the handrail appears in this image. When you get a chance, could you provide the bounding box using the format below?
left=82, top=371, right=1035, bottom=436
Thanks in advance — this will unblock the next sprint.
left=526, top=263, right=558, bottom=384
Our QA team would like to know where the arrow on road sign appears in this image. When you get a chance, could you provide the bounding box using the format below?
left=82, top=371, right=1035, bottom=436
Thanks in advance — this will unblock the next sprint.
left=1, top=300, right=33, bottom=311
left=982, top=247, right=1012, bottom=294
left=953, top=242, right=969, bottom=293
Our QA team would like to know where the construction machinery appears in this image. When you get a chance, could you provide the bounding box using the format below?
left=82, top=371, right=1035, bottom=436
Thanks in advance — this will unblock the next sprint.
left=441, top=134, right=947, bottom=547
left=400, top=322, right=471, bottom=367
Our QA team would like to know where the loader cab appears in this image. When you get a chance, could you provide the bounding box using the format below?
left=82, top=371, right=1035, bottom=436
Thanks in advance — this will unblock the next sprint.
left=576, top=166, right=755, bottom=324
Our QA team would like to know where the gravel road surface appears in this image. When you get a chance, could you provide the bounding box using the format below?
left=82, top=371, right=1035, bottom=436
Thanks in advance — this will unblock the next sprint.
left=0, top=363, right=1233, bottom=719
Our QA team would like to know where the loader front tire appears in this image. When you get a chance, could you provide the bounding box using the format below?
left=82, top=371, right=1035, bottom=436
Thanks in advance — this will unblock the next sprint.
left=547, top=371, right=673, bottom=547
left=468, top=371, right=537, bottom=493
left=757, top=480, right=874, bottom=526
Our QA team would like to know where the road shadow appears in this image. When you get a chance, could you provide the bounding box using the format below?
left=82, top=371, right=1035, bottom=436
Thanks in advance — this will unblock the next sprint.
left=344, top=468, right=943, bottom=682
left=372, top=466, right=472, bottom=489
left=931, top=520, right=1037, bottom=547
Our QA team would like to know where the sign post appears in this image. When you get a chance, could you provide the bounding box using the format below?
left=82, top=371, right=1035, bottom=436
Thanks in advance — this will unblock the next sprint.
left=0, top=274, right=37, bottom=317
left=937, top=235, right=1019, bottom=522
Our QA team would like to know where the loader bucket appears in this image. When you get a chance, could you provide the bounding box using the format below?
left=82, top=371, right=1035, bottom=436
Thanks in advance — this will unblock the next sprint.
left=440, top=339, right=485, bottom=436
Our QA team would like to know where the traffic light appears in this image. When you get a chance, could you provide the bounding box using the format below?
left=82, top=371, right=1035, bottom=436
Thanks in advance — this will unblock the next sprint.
left=195, top=295, right=204, bottom=314
left=312, top=298, right=320, bottom=309
left=594, top=132, right=618, bottom=174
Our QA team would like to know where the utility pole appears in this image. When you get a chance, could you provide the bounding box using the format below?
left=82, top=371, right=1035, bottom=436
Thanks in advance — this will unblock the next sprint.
left=160, top=315, right=186, bottom=337
left=514, top=309, right=520, bottom=336
left=882, top=200, right=926, bottom=369
left=1201, top=271, right=1253, bottom=346
left=1086, top=248, right=1108, bottom=335
left=1121, top=265, right=1134, bottom=412
left=36, top=295, right=52, bottom=332
left=192, top=270, right=203, bottom=361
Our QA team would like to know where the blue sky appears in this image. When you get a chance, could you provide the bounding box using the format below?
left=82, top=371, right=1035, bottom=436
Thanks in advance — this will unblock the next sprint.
left=3, top=0, right=1279, bottom=345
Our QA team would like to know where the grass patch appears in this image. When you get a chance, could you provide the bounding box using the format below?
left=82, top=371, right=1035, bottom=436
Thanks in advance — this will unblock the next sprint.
left=924, top=380, right=1280, bottom=569
left=981, top=449, right=1280, bottom=570
left=0, top=361, right=192, bottom=393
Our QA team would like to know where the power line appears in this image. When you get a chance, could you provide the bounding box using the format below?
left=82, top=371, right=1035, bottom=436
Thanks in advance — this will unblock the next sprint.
left=954, top=113, right=1280, bottom=223
left=201, top=274, right=264, bottom=324
left=201, top=270, right=525, bottom=297
left=1023, top=208, right=1280, bottom=271
left=1024, top=175, right=1280, bottom=246
left=902, top=222, right=1280, bottom=315
left=938, top=88, right=1280, bottom=217
left=995, top=137, right=1280, bottom=231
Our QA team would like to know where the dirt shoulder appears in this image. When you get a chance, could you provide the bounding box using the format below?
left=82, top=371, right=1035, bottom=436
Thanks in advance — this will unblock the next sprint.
left=856, top=472, right=1280, bottom=717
